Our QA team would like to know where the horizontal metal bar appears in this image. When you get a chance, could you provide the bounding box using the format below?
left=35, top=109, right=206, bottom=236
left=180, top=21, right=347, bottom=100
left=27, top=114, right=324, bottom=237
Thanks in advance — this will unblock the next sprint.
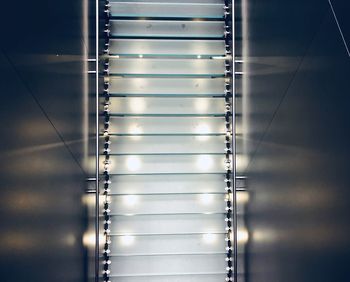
left=107, top=212, right=226, bottom=217
left=108, top=272, right=227, bottom=278
left=110, top=231, right=226, bottom=236
left=107, top=192, right=226, bottom=196
left=106, top=152, right=227, bottom=156
left=106, top=251, right=226, bottom=258
left=107, top=113, right=227, bottom=117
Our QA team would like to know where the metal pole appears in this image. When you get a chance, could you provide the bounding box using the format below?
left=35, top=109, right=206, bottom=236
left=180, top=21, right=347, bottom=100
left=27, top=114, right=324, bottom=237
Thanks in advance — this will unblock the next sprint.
left=95, top=0, right=100, bottom=280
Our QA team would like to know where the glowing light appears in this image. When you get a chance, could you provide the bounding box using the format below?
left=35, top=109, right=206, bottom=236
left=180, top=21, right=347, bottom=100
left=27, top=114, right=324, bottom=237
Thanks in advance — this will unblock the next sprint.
left=195, top=123, right=211, bottom=141
left=129, top=98, right=146, bottom=113
left=139, top=54, right=143, bottom=58
left=237, top=191, right=249, bottom=204
left=238, top=229, right=249, bottom=244
left=120, top=235, right=135, bottom=246
left=196, top=155, right=213, bottom=170
left=199, top=193, right=214, bottom=205
left=194, top=98, right=209, bottom=113
left=197, top=55, right=201, bottom=59
left=229, top=228, right=249, bottom=244
left=123, top=195, right=139, bottom=207
left=126, top=156, right=141, bottom=171
left=202, top=233, right=217, bottom=244
left=82, top=231, right=104, bottom=248
left=129, top=125, right=143, bottom=140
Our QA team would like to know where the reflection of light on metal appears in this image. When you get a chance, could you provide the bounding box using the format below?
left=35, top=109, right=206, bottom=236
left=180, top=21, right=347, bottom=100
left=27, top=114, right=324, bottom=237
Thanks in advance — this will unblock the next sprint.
left=64, top=234, right=77, bottom=246
left=236, top=154, right=249, bottom=172
left=202, top=233, right=217, bottom=244
left=126, top=156, right=141, bottom=171
left=199, top=193, right=214, bottom=205
left=129, top=98, right=146, bottom=113
left=195, top=123, right=211, bottom=141
left=120, top=235, right=135, bottom=246
left=238, top=229, right=249, bottom=244
left=82, top=194, right=112, bottom=207
left=1, top=232, right=36, bottom=251
left=237, top=191, right=250, bottom=204
left=82, top=0, right=89, bottom=171
left=241, top=0, right=250, bottom=159
left=196, top=155, right=213, bottom=170
left=123, top=195, right=139, bottom=207
left=82, top=231, right=104, bottom=248
left=229, top=228, right=249, bottom=244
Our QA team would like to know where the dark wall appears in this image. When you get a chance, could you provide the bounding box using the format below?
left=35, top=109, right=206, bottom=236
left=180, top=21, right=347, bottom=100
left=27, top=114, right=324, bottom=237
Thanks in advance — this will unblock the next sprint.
left=0, top=0, right=90, bottom=281
left=239, top=0, right=350, bottom=281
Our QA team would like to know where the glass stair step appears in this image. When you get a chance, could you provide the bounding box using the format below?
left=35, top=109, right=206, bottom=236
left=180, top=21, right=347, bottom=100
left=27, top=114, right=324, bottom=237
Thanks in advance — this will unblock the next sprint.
left=102, top=135, right=225, bottom=155
left=107, top=77, right=227, bottom=96
left=110, top=20, right=224, bottom=38
left=108, top=39, right=225, bottom=57
left=106, top=96, right=225, bottom=115
left=110, top=2, right=225, bottom=19
left=108, top=58, right=226, bottom=77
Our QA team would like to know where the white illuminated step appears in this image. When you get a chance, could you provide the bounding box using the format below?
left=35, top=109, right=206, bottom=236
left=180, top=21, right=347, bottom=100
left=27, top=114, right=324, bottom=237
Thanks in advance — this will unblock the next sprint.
left=109, top=274, right=227, bottom=282
left=109, top=254, right=226, bottom=276
left=109, top=39, right=225, bottom=56
left=108, top=58, right=225, bottom=77
left=105, top=135, right=225, bottom=154
left=104, top=154, right=229, bottom=174
left=110, top=20, right=224, bottom=38
left=108, top=193, right=226, bottom=215
left=108, top=97, right=225, bottom=115
left=107, top=174, right=225, bottom=194
left=110, top=235, right=226, bottom=256
left=110, top=2, right=224, bottom=19
left=107, top=77, right=226, bottom=96
left=107, top=116, right=228, bottom=135
left=109, top=213, right=225, bottom=235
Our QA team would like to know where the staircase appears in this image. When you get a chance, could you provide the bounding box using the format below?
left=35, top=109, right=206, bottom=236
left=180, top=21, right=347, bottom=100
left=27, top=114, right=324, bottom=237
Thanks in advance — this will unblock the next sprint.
left=100, top=1, right=237, bottom=281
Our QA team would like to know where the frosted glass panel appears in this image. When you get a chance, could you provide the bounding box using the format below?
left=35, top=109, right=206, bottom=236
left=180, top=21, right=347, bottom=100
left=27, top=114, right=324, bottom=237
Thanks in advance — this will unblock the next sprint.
left=108, top=117, right=227, bottom=135
left=110, top=235, right=226, bottom=256
left=108, top=97, right=225, bottom=115
left=108, top=77, right=226, bottom=96
left=109, top=274, right=226, bottom=282
left=110, top=213, right=225, bottom=235
left=112, top=0, right=224, bottom=3
left=109, top=193, right=226, bottom=214
left=106, top=135, right=224, bottom=154
left=106, top=155, right=228, bottom=174
left=108, top=174, right=225, bottom=194
left=109, top=58, right=225, bottom=77
left=110, top=254, right=226, bottom=276
left=109, top=39, right=225, bottom=56
left=110, top=20, right=224, bottom=38
left=110, top=2, right=224, bottom=19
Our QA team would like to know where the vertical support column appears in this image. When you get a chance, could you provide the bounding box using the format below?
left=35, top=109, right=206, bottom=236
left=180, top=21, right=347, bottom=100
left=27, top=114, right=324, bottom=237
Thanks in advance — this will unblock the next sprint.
left=231, top=1, right=238, bottom=281
left=101, top=2, right=112, bottom=282
left=224, top=0, right=237, bottom=281
left=94, top=0, right=100, bottom=280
